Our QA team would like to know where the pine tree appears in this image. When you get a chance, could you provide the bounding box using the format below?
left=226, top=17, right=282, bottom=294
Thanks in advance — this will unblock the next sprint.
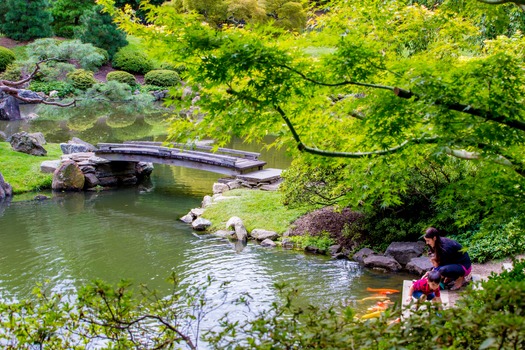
left=51, top=0, right=95, bottom=38
left=74, top=5, right=127, bottom=59
left=0, top=0, right=53, bottom=41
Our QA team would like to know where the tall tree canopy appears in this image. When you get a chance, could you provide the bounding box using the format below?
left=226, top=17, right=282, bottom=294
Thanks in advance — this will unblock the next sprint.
left=99, top=0, right=525, bottom=241
left=0, top=0, right=53, bottom=41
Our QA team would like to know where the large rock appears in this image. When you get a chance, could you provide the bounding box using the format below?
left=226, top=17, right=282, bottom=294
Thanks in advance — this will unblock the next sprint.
left=60, top=143, right=93, bottom=154
left=353, top=247, right=375, bottom=263
left=192, top=217, right=212, bottom=231
left=52, top=161, right=85, bottom=191
left=17, top=89, right=43, bottom=102
left=0, top=95, right=21, bottom=121
left=135, top=162, right=153, bottom=178
left=260, top=239, right=277, bottom=247
left=226, top=216, right=248, bottom=241
left=0, top=172, right=13, bottom=199
left=250, top=229, right=279, bottom=241
left=363, top=254, right=402, bottom=272
left=40, top=160, right=61, bottom=174
left=406, top=257, right=434, bottom=276
left=29, top=132, right=46, bottom=145
left=9, top=132, right=47, bottom=156
left=201, top=195, right=213, bottom=208
left=213, top=182, right=229, bottom=194
left=384, top=241, right=425, bottom=267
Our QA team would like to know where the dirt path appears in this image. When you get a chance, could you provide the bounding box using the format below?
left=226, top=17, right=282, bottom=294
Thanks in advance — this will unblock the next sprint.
left=447, top=254, right=525, bottom=305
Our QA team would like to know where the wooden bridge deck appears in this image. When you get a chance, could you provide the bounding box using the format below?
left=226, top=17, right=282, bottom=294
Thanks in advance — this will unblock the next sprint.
left=95, top=141, right=267, bottom=175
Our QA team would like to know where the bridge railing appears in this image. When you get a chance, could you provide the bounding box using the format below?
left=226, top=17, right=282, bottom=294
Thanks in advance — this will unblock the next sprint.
left=97, top=142, right=239, bottom=167
left=123, top=141, right=261, bottom=160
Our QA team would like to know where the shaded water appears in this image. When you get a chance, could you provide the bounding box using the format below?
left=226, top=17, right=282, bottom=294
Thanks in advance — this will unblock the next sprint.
left=0, top=105, right=411, bottom=328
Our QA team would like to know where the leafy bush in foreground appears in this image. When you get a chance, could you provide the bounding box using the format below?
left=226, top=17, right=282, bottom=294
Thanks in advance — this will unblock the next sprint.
left=1, top=262, right=523, bottom=349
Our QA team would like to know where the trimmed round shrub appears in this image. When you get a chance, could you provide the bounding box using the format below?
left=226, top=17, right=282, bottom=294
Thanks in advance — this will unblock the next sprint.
left=144, top=70, right=180, bottom=87
left=66, top=69, right=97, bottom=90
left=106, top=70, right=136, bottom=86
left=112, top=48, right=154, bottom=74
left=0, top=63, right=22, bottom=81
left=0, top=46, right=16, bottom=72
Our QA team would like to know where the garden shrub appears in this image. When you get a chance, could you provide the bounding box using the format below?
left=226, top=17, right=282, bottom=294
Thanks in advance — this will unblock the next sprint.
left=0, top=46, right=16, bottom=72
left=95, top=47, right=110, bottom=64
left=144, top=69, right=180, bottom=87
left=29, top=81, right=76, bottom=98
left=25, top=39, right=106, bottom=71
left=139, top=84, right=164, bottom=93
left=85, top=81, right=133, bottom=102
left=106, top=71, right=136, bottom=86
left=158, top=62, right=187, bottom=76
left=0, top=63, right=21, bottom=81
left=453, top=218, right=525, bottom=263
left=66, top=69, right=97, bottom=90
left=112, top=48, right=154, bottom=74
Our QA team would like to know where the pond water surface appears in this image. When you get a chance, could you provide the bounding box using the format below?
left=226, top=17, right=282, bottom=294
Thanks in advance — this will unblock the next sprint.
left=0, top=105, right=412, bottom=334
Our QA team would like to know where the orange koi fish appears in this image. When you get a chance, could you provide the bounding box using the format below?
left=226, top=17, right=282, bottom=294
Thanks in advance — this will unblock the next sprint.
left=366, top=287, right=400, bottom=294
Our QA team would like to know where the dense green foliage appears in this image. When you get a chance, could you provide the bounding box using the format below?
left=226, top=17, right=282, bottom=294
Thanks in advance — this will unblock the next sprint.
left=0, top=46, right=16, bottom=72
left=164, top=0, right=308, bottom=30
left=112, top=47, right=154, bottom=74
left=106, top=70, right=137, bottom=85
left=24, top=38, right=106, bottom=71
left=144, top=69, right=180, bottom=87
left=0, top=261, right=524, bottom=348
left=100, top=0, right=525, bottom=257
left=51, top=0, right=95, bottom=38
left=0, top=142, right=63, bottom=193
left=75, top=5, right=128, bottom=59
left=66, top=69, right=97, bottom=90
left=0, top=63, right=21, bottom=81
left=0, top=0, right=53, bottom=41
left=28, top=80, right=76, bottom=98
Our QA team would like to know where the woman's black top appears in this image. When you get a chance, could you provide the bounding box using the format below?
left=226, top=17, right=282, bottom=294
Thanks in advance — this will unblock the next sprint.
left=437, top=237, right=471, bottom=269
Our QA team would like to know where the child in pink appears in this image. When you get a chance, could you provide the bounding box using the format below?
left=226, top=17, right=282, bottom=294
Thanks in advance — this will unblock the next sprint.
left=407, top=270, right=442, bottom=303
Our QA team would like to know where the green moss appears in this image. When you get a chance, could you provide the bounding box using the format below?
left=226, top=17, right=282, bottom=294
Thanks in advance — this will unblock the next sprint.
left=201, top=189, right=310, bottom=234
left=0, top=142, right=62, bottom=194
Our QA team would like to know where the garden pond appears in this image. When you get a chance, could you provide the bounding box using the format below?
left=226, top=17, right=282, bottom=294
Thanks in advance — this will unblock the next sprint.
left=0, top=104, right=412, bottom=324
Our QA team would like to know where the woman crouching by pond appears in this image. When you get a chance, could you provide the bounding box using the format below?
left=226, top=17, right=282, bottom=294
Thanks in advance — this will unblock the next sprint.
left=424, top=227, right=472, bottom=291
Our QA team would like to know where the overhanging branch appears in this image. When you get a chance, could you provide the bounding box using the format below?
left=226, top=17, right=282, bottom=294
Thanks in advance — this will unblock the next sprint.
left=273, top=104, right=437, bottom=158
left=280, top=64, right=525, bottom=132
left=0, top=58, right=76, bottom=107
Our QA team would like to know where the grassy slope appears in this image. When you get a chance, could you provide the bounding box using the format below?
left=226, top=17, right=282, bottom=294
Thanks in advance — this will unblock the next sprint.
left=0, top=142, right=62, bottom=193
left=202, top=189, right=311, bottom=234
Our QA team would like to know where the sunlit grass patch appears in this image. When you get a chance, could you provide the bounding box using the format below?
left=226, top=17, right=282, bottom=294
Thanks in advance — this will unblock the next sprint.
left=0, top=142, right=62, bottom=194
left=202, top=189, right=310, bottom=234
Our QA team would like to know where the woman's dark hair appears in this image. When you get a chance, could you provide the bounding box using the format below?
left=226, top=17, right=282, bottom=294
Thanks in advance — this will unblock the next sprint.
left=428, top=270, right=441, bottom=284
left=424, top=227, right=442, bottom=262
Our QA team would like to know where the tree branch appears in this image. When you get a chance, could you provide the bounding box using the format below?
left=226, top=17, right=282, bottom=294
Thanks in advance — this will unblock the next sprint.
left=281, top=64, right=525, bottom=132
left=273, top=104, right=438, bottom=158
left=0, top=58, right=76, bottom=107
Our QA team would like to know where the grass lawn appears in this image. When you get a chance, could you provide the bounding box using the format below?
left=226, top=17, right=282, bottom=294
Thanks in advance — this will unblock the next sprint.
left=0, top=142, right=62, bottom=194
left=202, top=189, right=311, bottom=234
